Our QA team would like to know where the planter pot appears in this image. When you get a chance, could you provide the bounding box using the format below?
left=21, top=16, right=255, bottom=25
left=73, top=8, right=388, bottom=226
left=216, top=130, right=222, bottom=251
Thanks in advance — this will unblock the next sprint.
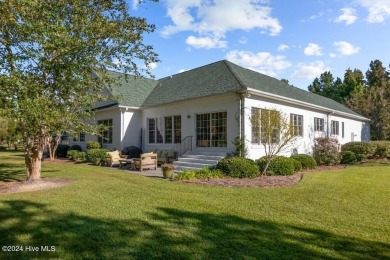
left=162, top=169, right=174, bottom=179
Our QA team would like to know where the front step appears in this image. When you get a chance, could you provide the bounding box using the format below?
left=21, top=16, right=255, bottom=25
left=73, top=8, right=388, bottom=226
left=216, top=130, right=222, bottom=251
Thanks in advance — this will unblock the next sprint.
left=174, top=149, right=227, bottom=173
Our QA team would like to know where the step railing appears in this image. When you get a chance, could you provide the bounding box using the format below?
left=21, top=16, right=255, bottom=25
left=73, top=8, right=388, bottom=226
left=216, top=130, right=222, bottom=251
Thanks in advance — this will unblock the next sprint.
left=176, top=136, right=193, bottom=158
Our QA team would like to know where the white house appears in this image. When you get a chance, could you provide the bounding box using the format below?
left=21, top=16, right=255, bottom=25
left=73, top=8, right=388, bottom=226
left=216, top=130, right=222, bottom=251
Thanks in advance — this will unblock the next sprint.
left=71, top=60, right=370, bottom=170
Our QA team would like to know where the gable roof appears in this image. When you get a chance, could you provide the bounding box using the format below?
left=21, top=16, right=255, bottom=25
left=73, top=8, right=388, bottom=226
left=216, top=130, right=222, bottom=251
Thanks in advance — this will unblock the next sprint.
left=95, top=70, right=158, bottom=109
left=101, top=60, right=368, bottom=120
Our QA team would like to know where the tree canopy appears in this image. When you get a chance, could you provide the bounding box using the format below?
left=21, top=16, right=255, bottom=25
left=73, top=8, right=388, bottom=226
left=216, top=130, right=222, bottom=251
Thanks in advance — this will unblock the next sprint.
left=0, top=0, right=159, bottom=180
left=307, top=60, right=390, bottom=140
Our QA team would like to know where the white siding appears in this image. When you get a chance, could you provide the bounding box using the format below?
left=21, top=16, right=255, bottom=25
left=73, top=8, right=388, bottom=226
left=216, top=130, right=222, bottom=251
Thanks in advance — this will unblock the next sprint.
left=245, top=95, right=370, bottom=160
left=142, top=94, right=240, bottom=153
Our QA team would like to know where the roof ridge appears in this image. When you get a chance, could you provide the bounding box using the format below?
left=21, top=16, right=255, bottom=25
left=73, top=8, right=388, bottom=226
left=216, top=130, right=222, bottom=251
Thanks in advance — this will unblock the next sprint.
left=223, top=60, right=246, bottom=90
left=158, top=60, right=227, bottom=81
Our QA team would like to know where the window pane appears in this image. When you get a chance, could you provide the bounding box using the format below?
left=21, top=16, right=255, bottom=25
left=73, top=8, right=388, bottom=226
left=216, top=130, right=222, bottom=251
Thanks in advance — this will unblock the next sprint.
left=165, top=117, right=173, bottom=143
left=174, top=116, right=181, bottom=143
left=251, top=108, right=260, bottom=144
left=148, top=118, right=155, bottom=143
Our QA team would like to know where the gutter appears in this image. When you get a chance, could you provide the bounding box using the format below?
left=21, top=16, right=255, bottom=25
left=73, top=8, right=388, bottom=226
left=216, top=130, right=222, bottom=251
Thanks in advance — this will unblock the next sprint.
left=246, top=88, right=370, bottom=122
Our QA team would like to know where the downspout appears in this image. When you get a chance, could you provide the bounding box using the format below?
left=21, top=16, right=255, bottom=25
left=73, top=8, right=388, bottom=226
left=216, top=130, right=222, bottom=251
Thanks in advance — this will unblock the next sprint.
left=238, top=92, right=246, bottom=157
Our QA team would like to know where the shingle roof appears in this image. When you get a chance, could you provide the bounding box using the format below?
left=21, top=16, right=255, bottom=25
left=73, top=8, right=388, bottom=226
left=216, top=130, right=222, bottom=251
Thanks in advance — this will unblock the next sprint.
left=101, top=60, right=368, bottom=120
left=95, top=70, right=158, bottom=109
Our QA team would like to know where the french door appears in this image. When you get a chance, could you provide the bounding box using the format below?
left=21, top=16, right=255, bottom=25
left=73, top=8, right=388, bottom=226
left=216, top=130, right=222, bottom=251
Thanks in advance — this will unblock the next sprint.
left=196, top=112, right=227, bottom=147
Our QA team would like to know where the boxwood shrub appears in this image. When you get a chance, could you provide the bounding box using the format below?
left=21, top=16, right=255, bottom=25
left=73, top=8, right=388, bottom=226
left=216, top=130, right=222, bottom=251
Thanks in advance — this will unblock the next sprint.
left=291, top=158, right=303, bottom=172
left=341, top=142, right=376, bottom=158
left=86, top=141, right=101, bottom=150
left=340, top=151, right=357, bottom=165
left=290, top=154, right=317, bottom=170
left=86, top=149, right=109, bottom=164
left=216, top=157, right=259, bottom=178
left=371, top=141, right=390, bottom=159
left=257, top=156, right=296, bottom=176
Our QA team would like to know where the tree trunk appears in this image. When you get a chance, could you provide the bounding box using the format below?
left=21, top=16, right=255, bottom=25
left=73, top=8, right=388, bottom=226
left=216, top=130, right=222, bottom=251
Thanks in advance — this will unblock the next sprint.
left=48, top=132, right=61, bottom=161
left=24, top=131, right=46, bottom=181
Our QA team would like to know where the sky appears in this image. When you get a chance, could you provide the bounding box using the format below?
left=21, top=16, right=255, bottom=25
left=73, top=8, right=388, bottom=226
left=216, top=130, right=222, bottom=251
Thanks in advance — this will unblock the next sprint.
left=128, top=0, right=390, bottom=90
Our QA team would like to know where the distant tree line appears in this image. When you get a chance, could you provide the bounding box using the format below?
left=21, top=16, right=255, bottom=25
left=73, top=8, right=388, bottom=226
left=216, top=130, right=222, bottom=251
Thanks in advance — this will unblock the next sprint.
left=308, top=60, right=390, bottom=140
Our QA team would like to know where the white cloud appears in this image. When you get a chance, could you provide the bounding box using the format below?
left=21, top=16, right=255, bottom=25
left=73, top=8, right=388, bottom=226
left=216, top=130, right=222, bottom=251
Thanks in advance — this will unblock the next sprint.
left=238, top=37, right=248, bottom=44
left=147, top=62, right=158, bottom=70
left=355, top=0, right=390, bottom=23
left=277, top=44, right=289, bottom=52
left=225, top=50, right=291, bottom=77
left=178, top=69, right=187, bottom=73
left=334, top=41, right=360, bottom=55
left=186, top=35, right=227, bottom=49
left=310, top=11, right=325, bottom=20
left=292, top=61, right=331, bottom=79
left=304, top=43, right=323, bottom=56
left=161, top=0, right=282, bottom=49
left=334, top=7, right=357, bottom=25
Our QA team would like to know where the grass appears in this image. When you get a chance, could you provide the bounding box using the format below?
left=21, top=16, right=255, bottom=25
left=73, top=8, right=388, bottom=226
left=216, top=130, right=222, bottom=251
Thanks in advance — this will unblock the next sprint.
left=0, top=151, right=389, bottom=259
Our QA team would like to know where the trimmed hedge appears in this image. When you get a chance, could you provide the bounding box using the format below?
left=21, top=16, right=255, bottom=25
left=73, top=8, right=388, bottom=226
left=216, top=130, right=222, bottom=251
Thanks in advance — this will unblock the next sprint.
left=86, top=149, right=109, bottom=164
left=341, top=141, right=390, bottom=159
left=67, top=150, right=86, bottom=161
left=291, top=158, right=303, bottom=172
left=216, top=157, right=259, bottom=178
left=86, top=141, right=101, bottom=150
left=290, top=154, right=317, bottom=170
left=257, top=156, right=296, bottom=176
left=341, top=142, right=376, bottom=158
left=340, top=151, right=357, bottom=165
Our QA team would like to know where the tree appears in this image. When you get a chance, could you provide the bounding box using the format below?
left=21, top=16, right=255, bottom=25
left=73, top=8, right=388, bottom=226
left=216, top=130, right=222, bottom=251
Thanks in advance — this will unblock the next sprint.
left=308, top=71, right=344, bottom=102
left=0, top=0, right=159, bottom=180
left=251, top=108, right=298, bottom=175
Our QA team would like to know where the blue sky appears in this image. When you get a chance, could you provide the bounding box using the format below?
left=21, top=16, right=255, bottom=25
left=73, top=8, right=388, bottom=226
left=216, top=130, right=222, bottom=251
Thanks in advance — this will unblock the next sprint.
left=129, top=0, right=390, bottom=90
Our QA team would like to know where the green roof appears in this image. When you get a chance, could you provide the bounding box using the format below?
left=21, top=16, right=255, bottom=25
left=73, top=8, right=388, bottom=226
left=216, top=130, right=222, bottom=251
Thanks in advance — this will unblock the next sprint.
left=101, top=60, right=368, bottom=120
left=95, top=70, right=158, bottom=109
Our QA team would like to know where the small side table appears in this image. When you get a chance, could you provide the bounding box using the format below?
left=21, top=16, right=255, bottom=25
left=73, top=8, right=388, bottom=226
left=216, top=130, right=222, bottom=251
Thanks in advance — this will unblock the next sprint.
left=119, top=159, right=134, bottom=170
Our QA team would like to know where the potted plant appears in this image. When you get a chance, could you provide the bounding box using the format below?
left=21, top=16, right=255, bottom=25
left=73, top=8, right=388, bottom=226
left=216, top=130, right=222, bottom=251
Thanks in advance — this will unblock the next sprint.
left=161, top=163, right=175, bottom=179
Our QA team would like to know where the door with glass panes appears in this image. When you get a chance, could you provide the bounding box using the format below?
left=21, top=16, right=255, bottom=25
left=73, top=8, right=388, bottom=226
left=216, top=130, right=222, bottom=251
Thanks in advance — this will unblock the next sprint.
left=196, top=112, right=227, bottom=147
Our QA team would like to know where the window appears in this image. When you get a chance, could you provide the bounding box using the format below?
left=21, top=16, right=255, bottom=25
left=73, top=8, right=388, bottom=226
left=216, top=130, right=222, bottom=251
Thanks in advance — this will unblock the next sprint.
left=251, top=108, right=280, bottom=144
left=342, top=122, right=345, bottom=138
left=174, top=115, right=181, bottom=143
left=290, top=114, right=303, bottom=136
left=73, top=133, right=85, bottom=142
left=165, top=117, right=173, bottom=143
left=196, top=112, right=227, bottom=147
left=97, top=119, right=113, bottom=144
left=314, top=118, right=324, bottom=132
left=148, top=116, right=181, bottom=144
left=251, top=108, right=260, bottom=144
left=331, top=120, right=339, bottom=135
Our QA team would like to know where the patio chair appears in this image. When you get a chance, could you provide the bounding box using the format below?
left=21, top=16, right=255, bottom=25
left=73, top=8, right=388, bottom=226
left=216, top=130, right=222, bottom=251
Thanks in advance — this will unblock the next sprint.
left=133, top=152, right=157, bottom=171
left=106, top=150, right=127, bottom=167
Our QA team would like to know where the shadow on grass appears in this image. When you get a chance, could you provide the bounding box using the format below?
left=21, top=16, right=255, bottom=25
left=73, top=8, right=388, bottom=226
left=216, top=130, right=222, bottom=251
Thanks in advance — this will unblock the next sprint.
left=0, top=201, right=389, bottom=259
left=0, top=163, right=26, bottom=182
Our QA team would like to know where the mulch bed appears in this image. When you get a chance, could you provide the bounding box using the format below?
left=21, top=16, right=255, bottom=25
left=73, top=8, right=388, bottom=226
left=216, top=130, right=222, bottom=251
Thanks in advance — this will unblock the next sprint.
left=181, top=165, right=347, bottom=188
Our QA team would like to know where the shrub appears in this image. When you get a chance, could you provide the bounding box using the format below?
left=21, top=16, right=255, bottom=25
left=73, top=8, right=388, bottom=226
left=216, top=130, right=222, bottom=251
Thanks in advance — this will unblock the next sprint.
left=371, top=141, right=390, bottom=159
left=86, top=141, right=101, bottom=150
left=55, top=144, right=70, bottom=158
left=355, top=153, right=366, bottom=162
left=176, top=168, right=223, bottom=180
left=257, top=156, right=295, bottom=176
left=341, top=142, right=376, bottom=159
left=313, top=138, right=340, bottom=166
left=73, top=151, right=87, bottom=162
left=69, top=144, right=82, bottom=151
left=290, top=154, right=317, bottom=170
left=67, top=150, right=79, bottom=160
left=340, top=151, right=357, bottom=165
left=216, top=157, right=259, bottom=178
left=291, top=158, right=303, bottom=172
left=86, top=149, right=109, bottom=164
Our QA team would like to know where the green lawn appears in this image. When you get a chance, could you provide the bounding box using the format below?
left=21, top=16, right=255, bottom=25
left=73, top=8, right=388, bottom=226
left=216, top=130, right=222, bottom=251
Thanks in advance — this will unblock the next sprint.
left=0, top=151, right=389, bottom=259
